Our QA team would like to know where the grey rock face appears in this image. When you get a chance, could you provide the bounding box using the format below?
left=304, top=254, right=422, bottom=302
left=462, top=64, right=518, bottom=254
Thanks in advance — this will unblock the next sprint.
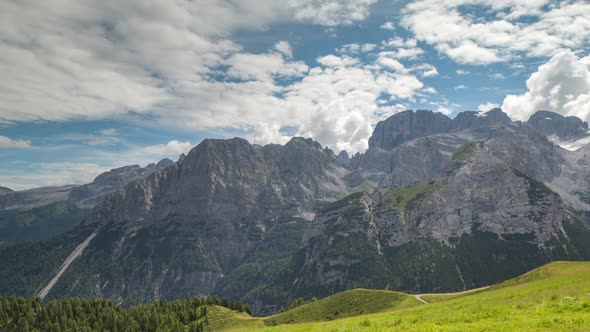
left=451, top=108, right=511, bottom=131
left=0, top=158, right=174, bottom=212
left=0, top=186, right=13, bottom=194
left=156, top=158, right=174, bottom=169
left=528, top=110, right=589, bottom=141
left=55, top=137, right=349, bottom=303
left=337, top=150, right=350, bottom=165
left=69, top=160, right=172, bottom=209
left=368, top=110, right=452, bottom=150
left=292, top=145, right=581, bottom=297
left=481, top=122, right=563, bottom=182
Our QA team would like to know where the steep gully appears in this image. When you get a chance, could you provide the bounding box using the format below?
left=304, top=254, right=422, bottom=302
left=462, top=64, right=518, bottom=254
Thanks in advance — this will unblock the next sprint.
left=35, top=231, right=97, bottom=299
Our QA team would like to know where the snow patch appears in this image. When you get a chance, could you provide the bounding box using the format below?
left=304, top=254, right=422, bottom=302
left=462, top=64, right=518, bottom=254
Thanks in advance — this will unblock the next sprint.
left=549, top=135, right=590, bottom=151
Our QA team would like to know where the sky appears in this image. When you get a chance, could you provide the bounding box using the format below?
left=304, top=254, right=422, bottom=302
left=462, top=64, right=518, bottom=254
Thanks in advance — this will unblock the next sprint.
left=1, top=0, right=590, bottom=190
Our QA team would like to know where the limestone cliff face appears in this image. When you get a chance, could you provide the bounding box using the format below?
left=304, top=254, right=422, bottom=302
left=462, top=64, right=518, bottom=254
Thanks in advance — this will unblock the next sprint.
left=368, top=110, right=453, bottom=150
left=53, top=137, right=348, bottom=304
left=292, top=145, right=585, bottom=298
left=69, top=159, right=173, bottom=208
left=528, top=110, right=589, bottom=141
left=451, top=108, right=511, bottom=131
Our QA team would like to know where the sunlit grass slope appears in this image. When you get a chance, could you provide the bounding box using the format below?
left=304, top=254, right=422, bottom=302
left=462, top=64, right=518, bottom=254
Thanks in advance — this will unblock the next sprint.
left=265, top=289, right=419, bottom=326
left=213, top=261, right=590, bottom=332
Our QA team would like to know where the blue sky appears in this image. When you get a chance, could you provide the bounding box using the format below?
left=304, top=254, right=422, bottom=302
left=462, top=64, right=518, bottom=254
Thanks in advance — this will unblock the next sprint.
left=1, top=0, right=590, bottom=189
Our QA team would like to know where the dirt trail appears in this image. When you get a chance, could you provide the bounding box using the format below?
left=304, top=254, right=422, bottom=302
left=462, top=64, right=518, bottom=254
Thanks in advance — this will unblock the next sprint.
left=414, top=295, right=428, bottom=304
left=414, top=286, right=491, bottom=305
left=36, top=231, right=97, bottom=299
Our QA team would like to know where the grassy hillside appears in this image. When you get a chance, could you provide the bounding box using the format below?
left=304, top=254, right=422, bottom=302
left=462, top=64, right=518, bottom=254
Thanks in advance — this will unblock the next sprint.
left=265, top=289, right=419, bottom=326
left=213, top=261, right=590, bottom=331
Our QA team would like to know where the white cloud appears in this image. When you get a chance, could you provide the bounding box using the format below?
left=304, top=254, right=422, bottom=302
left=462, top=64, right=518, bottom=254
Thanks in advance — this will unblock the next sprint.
left=317, top=54, right=360, bottom=67
left=0, top=162, right=111, bottom=190
left=226, top=52, right=308, bottom=81
left=401, top=0, right=590, bottom=65
left=380, top=21, right=395, bottom=30
left=361, top=43, right=377, bottom=52
left=455, top=84, right=466, bottom=90
left=0, top=139, right=195, bottom=190
left=290, top=0, right=378, bottom=26
left=140, top=140, right=193, bottom=157
left=477, top=102, right=500, bottom=114
left=0, top=136, right=32, bottom=149
left=274, top=41, right=293, bottom=58
left=0, top=0, right=437, bottom=159
left=377, top=56, right=408, bottom=72
left=412, top=64, right=438, bottom=77
left=435, top=106, right=453, bottom=116
left=502, top=49, right=590, bottom=121
left=490, top=73, right=505, bottom=80
left=456, top=69, right=469, bottom=75
left=0, top=0, right=377, bottom=124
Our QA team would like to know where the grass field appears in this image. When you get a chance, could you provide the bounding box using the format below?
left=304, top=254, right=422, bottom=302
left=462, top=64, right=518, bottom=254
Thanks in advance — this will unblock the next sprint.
left=210, top=261, right=590, bottom=331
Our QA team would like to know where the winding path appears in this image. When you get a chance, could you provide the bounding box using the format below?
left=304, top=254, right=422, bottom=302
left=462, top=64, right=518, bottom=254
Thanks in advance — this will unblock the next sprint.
left=414, top=295, right=428, bottom=304
left=413, top=286, right=491, bottom=305
left=36, top=231, right=97, bottom=299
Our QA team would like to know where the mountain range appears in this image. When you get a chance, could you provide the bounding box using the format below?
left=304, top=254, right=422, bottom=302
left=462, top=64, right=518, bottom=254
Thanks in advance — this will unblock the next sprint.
left=1, top=108, right=590, bottom=315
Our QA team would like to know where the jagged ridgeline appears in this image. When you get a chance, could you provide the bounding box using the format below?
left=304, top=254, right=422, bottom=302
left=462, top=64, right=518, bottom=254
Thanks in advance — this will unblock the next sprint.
left=0, top=296, right=249, bottom=331
left=1, top=109, right=590, bottom=315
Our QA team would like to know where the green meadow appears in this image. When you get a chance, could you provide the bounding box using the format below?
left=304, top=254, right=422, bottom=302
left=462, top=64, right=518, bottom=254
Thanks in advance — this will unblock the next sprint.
left=210, top=261, right=590, bottom=331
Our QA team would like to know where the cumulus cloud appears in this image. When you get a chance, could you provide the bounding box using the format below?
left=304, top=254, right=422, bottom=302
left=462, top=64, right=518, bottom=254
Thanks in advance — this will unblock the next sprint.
left=140, top=140, right=193, bottom=157
left=477, top=102, right=500, bottom=114
left=380, top=21, right=395, bottom=30
left=290, top=0, right=378, bottom=26
left=401, top=0, right=590, bottom=65
left=274, top=41, right=293, bottom=58
left=0, top=0, right=376, bottom=124
left=0, top=136, right=32, bottom=149
left=502, top=49, right=590, bottom=121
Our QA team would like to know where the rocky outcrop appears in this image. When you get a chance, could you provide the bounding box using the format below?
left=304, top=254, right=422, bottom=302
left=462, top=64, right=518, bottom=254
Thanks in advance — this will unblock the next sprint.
left=528, top=110, right=589, bottom=141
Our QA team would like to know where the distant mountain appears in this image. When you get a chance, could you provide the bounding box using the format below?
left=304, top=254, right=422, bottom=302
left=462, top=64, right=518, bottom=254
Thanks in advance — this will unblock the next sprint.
left=0, top=159, right=175, bottom=245
left=1, top=109, right=590, bottom=315
left=528, top=110, right=589, bottom=142
left=368, top=110, right=452, bottom=150
left=69, top=159, right=175, bottom=208
left=0, top=186, right=13, bottom=194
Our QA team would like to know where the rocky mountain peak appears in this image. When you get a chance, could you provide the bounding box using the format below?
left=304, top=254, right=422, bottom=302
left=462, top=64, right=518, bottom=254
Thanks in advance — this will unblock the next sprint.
left=156, top=158, right=174, bottom=169
left=337, top=150, right=350, bottom=165
left=368, top=110, right=452, bottom=150
left=451, top=108, right=511, bottom=131
left=527, top=110, right=589, bottom=141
